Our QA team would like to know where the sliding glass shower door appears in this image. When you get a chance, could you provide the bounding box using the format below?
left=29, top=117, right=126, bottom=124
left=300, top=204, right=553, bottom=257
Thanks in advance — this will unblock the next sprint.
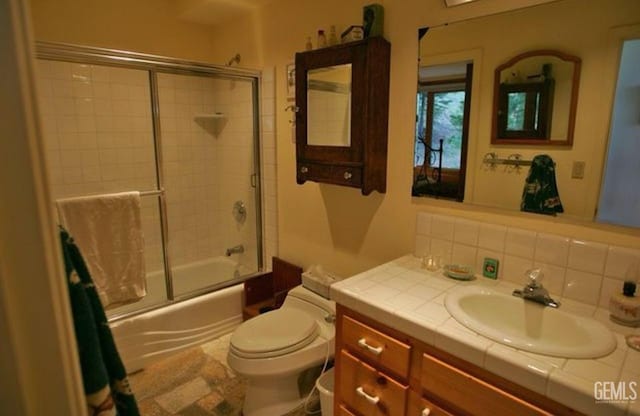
left=156, top=72, right=260, bottom=297
left=36, top=44, right=262, bottom=319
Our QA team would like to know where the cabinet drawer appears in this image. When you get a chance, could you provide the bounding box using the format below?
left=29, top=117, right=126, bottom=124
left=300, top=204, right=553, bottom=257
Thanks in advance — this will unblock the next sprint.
left=340, top=349, right=408, bottom=416
left=338, top=404, right=358, bottom=416
left=342, top=315, right=411, bottom=379
left=297, top=162, right=362, bottom=187
left=421, top=353, right=551, bottom=416
left=407, top=391, right=454, bottom=416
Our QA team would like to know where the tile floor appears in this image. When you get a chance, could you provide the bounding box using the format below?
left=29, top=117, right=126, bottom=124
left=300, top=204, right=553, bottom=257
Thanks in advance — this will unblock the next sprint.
left=128, top=333, right=318, bottom=416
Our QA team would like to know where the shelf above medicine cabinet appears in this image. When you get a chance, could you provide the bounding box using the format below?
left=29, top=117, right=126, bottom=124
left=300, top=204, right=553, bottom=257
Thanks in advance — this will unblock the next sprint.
left=295, top=37, right=391, bottom=195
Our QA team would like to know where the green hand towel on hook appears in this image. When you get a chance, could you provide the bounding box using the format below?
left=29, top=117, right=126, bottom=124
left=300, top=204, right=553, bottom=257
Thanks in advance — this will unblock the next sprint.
left=520, top=154, right=564, bottom=215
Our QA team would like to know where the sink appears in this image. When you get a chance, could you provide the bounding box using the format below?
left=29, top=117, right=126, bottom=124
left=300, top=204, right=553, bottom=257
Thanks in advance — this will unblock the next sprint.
left=444, top=285, right=616, bottom=358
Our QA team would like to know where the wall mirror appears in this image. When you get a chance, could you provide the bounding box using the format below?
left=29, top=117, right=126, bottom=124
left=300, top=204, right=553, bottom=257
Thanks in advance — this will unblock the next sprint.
left=307, top=64, right=352, bottom=147
left=414, top=0, right=640, bottom=228
left=492, top=50, right=581, bottom=146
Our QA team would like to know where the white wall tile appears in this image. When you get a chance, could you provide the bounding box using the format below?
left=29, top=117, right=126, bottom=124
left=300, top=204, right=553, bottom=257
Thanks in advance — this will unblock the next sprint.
left=605, top=246, right=640, bottom=280
left=532, top=261, right=566, bottom=297
left=478, top=223, right=507, bottom=252
left=451, top=243, right=477, bottom=267
left=431, top=214, right=455, bottom=241
left=568, top=239, right=608, bottom=274
left=535, top=233, right=570, bottom=266
left=454, top=218, right=479, bottom=246
left=502, top=255, right=534, bottom=284
left=416, top=212, right=432, bottom=236
left=505, top=228, right=536, bottom=258
left=563, top=269, right=603, bottom=305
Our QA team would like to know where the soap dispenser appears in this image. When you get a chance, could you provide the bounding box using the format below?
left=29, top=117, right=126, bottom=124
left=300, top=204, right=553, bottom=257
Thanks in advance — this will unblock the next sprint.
left=609, top=281, right=640, bottom=327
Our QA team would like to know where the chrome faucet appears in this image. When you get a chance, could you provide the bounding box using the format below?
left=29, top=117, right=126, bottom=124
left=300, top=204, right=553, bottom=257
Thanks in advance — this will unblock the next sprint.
left=225, top=244, right=244, bottom=256
left=512, top=269, right=560, bottom=308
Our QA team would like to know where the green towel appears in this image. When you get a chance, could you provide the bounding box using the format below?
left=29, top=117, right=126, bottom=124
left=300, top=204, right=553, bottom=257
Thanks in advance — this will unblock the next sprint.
left=60, top=228, right=140, bottom=416
left=520, top=154, right=564, bottom=215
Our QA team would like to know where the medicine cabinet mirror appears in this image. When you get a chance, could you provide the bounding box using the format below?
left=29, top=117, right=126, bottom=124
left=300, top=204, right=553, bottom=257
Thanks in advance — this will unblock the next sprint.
left=492, top=50, right=581, bottom=146
left=307, top=64, right=352, bottom=147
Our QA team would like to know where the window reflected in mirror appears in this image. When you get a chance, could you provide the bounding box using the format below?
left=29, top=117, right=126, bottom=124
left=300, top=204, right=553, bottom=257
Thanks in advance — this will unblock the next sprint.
left=307, top=63, right=352, bottom=147
left=413, top=61, right=472, bottom=201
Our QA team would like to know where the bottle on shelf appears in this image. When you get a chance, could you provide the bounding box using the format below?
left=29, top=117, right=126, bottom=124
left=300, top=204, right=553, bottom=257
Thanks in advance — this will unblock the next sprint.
left=305, top=36, right=313, bottom=51
left=328, top=25, right=338, bottom=46
left=317, top=29, right=327, bottom=48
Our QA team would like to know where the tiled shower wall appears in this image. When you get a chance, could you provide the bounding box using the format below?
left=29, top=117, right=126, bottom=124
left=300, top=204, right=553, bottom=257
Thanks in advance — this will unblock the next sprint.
left=37, top=60, right=265, bottom=275
left=261, top=67, right=278, bottom=267
left=415, top=212, right=640, bottom=308
left=37, top=60, right=165, bottom=271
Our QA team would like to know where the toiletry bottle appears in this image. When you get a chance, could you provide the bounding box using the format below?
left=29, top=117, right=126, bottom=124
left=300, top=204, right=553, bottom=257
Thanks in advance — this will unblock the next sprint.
left=317, top=30, right=327, bottom=48
left=609, top=281, right=640, bottom=327
left=305, top=36, right=313, bottom=51
left=328, top=25, right=338, bottom=46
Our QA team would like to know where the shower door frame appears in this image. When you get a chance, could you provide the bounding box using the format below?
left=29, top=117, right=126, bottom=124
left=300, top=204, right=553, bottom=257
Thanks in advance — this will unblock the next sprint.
left=37, top=41, right=265, bottom=322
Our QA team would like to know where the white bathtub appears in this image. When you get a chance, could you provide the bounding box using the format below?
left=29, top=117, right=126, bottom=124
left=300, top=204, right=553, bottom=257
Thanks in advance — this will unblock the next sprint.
left=110, top=257, right=245, bottom=372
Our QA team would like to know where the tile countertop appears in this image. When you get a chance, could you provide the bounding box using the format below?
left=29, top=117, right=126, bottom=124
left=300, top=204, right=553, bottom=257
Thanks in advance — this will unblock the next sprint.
left=329, top=255, right=640, bottom=416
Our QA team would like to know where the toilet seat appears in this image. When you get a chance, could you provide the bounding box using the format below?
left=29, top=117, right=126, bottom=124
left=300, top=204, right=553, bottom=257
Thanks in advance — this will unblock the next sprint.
left=230, top=309, right=320, bottom=358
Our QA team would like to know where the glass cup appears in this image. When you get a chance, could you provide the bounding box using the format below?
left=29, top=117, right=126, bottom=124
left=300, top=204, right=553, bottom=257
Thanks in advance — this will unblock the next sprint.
left=422, top=253, right=443, bottom=272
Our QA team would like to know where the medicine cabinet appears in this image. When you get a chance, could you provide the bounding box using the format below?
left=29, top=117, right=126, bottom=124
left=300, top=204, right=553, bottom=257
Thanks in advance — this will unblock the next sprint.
left=294, top=37, right=391, bottom=195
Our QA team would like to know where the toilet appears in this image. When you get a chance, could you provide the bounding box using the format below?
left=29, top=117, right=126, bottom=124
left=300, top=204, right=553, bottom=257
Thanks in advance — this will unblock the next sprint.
left=227, top=285, right=335, bottom=416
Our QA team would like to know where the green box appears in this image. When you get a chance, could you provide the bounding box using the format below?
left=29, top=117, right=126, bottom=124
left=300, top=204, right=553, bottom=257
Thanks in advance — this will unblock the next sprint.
left=482, top=258, right=499, bottom=279
left=363, top=4, right=384, bottom=38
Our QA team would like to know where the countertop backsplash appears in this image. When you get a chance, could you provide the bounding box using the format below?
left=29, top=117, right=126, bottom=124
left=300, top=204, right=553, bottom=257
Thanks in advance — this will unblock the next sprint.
left=414, top=211, right=640, bottom=309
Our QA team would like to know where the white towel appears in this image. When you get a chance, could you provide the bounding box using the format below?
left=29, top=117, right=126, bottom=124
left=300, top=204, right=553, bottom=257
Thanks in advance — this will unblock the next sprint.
left=56, top=191, right=146, bottom=309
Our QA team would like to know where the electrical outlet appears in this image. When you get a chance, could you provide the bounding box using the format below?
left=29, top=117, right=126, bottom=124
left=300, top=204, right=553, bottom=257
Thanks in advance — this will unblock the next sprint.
left=572, top=161, right=585, bottom=179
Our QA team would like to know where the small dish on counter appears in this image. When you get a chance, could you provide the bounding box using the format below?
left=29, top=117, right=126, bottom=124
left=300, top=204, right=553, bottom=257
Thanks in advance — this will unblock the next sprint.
left=444, top=264, right=475, bottom=280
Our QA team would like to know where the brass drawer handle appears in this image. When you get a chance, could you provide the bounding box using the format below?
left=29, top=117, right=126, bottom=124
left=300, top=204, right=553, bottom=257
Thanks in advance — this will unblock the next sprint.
left=344, top=171, right=353, bottom=180
left=355, top=386, right=380, bottom=404
left=300, top=166, right=309, bottom=173
left=358, top=338, right=383, bottom=355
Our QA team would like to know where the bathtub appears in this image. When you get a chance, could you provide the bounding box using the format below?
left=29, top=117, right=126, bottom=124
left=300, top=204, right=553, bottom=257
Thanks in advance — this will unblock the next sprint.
left=110, top=257, right=246, bottom=373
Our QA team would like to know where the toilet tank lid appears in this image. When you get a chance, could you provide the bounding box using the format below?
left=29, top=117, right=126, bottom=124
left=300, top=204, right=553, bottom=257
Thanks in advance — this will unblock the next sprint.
left=287, top=285, right=336, bottom=313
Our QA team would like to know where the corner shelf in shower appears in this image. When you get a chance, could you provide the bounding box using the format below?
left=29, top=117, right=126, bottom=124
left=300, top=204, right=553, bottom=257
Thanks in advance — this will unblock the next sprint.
left=194, top=113, right=227, bottom=136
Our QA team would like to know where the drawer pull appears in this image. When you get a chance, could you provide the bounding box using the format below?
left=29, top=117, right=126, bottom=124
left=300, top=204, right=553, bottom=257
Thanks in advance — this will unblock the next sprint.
left=300, top=166, right=309, bottom=173
left=358, top=338, right=384, bottom=355
left=355, top=386, right=380, bottom=405
left=422, top=408, right=431, bottom=416
left=344, top=171, right=353, bottom=180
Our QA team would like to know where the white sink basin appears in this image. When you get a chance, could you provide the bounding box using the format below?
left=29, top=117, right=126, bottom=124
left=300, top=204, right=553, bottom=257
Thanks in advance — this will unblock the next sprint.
left=444, top=285, right=616, bottom=358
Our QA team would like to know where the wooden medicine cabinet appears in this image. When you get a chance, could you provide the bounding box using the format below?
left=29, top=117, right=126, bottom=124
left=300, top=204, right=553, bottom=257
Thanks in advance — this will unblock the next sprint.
left=294, top=37, right=391, bottom=195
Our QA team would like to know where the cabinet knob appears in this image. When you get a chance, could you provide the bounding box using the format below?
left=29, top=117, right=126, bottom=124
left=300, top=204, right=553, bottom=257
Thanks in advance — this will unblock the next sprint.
left=300, top=166, right=309, bottom=174
left=344, top=171, right=353, bottom=180
left=355, top=386, right=380, bottom=405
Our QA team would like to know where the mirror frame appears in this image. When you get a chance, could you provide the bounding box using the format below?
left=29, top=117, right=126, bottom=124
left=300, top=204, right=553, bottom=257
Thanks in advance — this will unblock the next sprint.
left=491, top=49, right=581, bottom=146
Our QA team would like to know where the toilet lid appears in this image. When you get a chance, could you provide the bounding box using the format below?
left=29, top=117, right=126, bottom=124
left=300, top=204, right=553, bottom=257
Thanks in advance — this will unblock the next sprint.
left=231, top=309, right=319, bottom=358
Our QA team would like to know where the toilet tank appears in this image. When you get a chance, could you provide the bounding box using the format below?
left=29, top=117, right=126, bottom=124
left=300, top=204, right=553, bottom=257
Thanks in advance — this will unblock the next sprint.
left=285, top=285, right=335, bottom=315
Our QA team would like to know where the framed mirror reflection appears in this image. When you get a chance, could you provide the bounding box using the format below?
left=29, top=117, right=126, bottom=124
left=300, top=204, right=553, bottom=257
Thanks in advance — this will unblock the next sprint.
left=492, top=50, right=581, bottom=146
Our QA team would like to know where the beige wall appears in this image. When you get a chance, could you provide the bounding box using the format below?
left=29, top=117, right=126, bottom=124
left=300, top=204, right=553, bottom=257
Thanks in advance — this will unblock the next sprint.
left=29, top=0, right=640, bottom=280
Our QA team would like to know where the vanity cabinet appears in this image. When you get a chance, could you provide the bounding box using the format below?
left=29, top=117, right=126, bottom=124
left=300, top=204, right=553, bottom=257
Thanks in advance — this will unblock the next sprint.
left=334, top=304, right=580, bottom=416
left=295, top=37, right=390, bottom=195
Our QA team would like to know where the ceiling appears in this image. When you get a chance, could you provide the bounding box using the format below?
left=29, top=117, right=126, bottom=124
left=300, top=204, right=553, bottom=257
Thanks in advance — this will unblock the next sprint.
left=173, top=0, right=273, bottom=26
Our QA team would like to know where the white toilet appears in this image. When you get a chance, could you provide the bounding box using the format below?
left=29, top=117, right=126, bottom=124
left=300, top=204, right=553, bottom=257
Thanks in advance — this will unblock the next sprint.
left=227, top=285, right=335, bottom=416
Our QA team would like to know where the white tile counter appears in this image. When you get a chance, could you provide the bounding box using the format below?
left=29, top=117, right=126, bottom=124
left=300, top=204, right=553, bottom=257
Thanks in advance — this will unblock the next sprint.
left=330, top=255, right=640, bottom=416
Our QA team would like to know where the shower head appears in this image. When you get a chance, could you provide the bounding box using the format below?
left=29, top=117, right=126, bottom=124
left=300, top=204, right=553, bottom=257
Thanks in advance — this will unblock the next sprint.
left=226, top=53, right=241, bottom=66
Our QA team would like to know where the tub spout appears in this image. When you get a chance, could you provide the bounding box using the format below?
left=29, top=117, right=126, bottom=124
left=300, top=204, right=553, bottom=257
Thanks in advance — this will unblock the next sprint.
left=225, top=244, right=244, bottom=256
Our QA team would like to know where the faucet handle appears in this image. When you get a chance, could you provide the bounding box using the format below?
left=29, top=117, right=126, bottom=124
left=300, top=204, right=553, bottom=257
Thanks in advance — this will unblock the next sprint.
left=525, top=268, right=544, bottom=287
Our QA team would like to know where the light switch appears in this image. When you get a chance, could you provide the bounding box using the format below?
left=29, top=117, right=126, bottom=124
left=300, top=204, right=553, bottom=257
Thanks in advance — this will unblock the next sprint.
left=572, top=161, right=585, bottom=179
